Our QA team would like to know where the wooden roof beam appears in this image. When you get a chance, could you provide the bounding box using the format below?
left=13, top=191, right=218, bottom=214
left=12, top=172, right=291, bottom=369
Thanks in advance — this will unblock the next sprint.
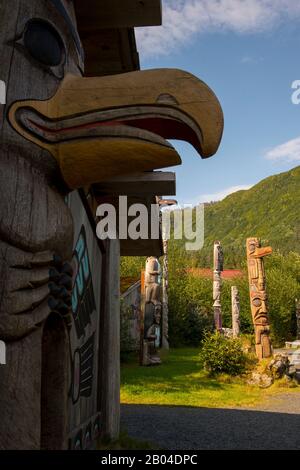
left=92, top=171, right=176, bottom=197
left=74, top=0, right=162, bottom=31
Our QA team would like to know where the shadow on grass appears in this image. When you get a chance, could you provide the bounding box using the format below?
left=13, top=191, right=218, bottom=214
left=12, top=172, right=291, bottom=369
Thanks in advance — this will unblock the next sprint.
left=121, top=403, right=300, bottom=450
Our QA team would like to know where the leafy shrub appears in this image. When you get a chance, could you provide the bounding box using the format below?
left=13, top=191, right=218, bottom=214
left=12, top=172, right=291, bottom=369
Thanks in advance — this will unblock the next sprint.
left=199, top=332, right=248, bottom=376
left=168, top=274, right=214, bottom=346
left=182, top=304, right=214, bottom=346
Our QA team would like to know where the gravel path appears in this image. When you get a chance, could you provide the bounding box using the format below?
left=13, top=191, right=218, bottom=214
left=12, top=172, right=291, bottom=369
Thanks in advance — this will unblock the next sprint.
left=121, top=393, right=300, bottom=450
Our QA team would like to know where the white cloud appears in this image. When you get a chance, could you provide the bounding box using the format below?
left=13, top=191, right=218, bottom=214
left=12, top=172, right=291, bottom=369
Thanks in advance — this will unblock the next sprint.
left=189, top=184, right=252, bottom=205
left=136, top=0, right=300, bottom=58
left=265, top=137, right=300, bottom=162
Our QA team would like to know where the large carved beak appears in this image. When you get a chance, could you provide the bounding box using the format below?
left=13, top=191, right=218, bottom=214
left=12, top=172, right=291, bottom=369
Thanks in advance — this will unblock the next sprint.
left=253, top=247, right=273, bottom=258
left=9, top=68, right=223, bottom=189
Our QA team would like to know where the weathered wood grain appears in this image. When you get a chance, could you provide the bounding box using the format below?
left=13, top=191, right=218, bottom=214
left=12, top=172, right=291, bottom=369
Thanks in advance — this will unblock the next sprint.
left=0, top=0, right=79, bottom=449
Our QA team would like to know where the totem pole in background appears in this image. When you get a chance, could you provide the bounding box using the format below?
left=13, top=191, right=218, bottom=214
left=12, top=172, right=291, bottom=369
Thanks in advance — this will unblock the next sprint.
left=213, top=241, right=224, bottom=331
left=231, top=286, right=240, bottom=338
left=295, top=299, right=300, bottom=340
left=246, top=238, right=273, bottom=360
left=141, top=257, right=162, bottom=366
left=158, top=197, right=177, bottom=350
left=162, top=239, right=170, bottom=349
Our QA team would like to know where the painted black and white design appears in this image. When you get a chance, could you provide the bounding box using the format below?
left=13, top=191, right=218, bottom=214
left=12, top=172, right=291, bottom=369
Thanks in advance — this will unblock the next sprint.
left=71, top=226, right=96, bottom=339
left=71, top=333, right=95, bottom=404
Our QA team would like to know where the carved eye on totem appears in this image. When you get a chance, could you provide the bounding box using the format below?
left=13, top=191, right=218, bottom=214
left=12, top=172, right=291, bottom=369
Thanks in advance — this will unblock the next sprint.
left=248, top=242, right=256, bottom=253
left=15, top=19, right=66, bottom=78
left=252, top=298, right=262, bottom=307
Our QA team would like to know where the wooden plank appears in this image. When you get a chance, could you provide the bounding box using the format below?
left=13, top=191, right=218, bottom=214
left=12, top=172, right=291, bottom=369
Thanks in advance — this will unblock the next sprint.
left=75, top=0, right=162, bottom=30
left=93, top=171, right=176, bottom=196
left=81, top=28, right=140, bottom=77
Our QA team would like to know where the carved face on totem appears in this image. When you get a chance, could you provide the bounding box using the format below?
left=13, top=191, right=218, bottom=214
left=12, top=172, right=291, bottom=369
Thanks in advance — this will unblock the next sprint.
left=247, top=238, right=259, bottom=255
left=145, top=257, right=161, bottom=282
left=250, top=291, right=268, bottom=323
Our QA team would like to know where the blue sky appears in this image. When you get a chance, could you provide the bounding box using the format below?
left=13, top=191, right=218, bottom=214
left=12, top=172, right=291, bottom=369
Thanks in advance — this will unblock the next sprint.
left=136, top=0, right=300, bottom=205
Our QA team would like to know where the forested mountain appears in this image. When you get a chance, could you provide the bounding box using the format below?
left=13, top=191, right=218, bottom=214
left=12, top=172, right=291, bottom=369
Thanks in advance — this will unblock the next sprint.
left=184, top=165, right=300, bottom=268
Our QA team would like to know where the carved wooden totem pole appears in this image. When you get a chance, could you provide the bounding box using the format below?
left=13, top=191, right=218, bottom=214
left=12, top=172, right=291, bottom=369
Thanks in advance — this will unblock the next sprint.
left=246, top=238, right=273, bottom=360
left=213, top=241, right=224, bottom=332
left=0, top=0, right=224, bottom=449
left=141, top=256, right=162, bottom=366
left=231, top=286, right=240, bottom=338
left=162, top=239, right=170, bottom=349
left=158, top=197, right=177, bottom=350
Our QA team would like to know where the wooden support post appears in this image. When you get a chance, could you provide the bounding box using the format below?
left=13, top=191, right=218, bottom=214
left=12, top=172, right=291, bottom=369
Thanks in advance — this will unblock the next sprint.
left=99, top=239, right=120, bottom=441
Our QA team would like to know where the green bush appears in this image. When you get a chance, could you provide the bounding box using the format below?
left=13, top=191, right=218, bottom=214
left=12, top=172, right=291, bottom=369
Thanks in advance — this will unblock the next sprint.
left=168, top=273, right=214, bottom=346
left=199, top=332, right=248, bottom=376
left=182, top=304, right=214, bottom=346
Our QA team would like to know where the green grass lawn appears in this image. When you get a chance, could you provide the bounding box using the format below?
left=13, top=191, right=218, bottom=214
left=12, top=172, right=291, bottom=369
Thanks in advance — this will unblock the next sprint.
left=98, top=431, right=157, bottom=450
left=121, top=348, right=299, bottom=409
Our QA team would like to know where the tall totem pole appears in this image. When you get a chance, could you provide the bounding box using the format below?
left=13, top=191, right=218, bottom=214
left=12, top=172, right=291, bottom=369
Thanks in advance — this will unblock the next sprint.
left=158, top=197, right=177, bottom=350
left=246, top=238, right=272, bottom=360
left=231, top=286, right=240, bottom=338
left=213, top=241, right=224, bottom=331
left=162, top=239, right=170, bottom=349
left=141, top=257, right=162, bottom=366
